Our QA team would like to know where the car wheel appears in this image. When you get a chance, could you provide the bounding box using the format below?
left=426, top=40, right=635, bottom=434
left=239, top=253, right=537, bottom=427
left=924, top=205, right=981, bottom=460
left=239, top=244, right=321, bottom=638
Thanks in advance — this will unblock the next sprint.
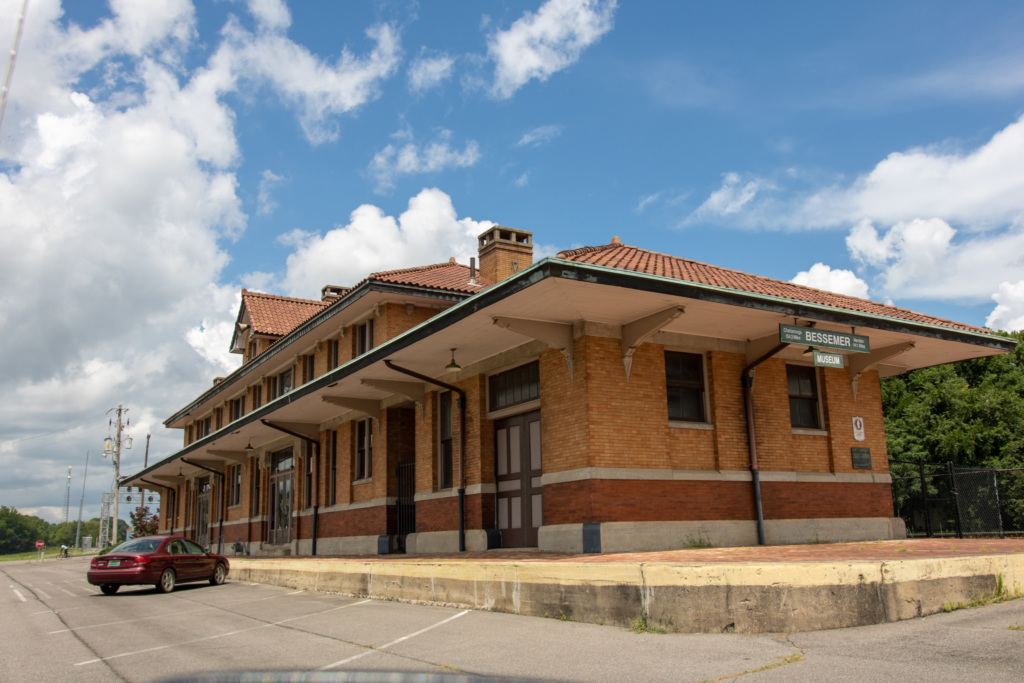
left=156, top=568, right=176, bottom=594
left=209, top=562, right=227, bottom=586
left=100, top=584, right=119, bottom=596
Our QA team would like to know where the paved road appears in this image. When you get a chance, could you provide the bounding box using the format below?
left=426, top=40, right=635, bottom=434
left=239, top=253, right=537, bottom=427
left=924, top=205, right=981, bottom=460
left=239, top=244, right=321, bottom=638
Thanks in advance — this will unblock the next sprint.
left=1, top=557, right=1022, bottom=683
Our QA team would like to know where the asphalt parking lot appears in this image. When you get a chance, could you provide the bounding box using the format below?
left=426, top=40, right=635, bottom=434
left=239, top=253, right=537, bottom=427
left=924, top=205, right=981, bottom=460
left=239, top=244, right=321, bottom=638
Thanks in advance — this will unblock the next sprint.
left=1, top=557, right=1022, bottom=683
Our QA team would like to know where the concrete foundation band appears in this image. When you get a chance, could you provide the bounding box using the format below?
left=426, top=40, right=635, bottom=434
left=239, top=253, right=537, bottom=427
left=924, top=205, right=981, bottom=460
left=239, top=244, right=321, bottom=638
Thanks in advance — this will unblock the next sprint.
left=227, top=551, right=1024, bottom=634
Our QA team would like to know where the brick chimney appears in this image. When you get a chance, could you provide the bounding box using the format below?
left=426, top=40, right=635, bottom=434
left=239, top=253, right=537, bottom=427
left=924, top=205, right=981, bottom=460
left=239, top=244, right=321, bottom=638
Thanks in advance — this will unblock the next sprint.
left=477, top=226, right=533, bottom=282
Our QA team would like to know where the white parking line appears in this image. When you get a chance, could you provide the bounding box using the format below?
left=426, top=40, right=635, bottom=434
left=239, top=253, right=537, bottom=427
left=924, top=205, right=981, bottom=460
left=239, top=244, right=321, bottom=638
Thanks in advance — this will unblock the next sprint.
left=319, top=610, right=470, bottom=670
left=13, top=589, right=27, bottom=602
left=36, top=589, right=53, bottom=599
left=74, top=599, right=372, bottom=665
left=57, top=587, right=78, bottom=597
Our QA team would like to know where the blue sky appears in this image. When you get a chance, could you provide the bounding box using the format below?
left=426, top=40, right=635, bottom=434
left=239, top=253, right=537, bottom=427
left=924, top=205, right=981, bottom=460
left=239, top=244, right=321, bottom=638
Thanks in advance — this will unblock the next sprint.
left=2, top=0, right=1024, bottom=522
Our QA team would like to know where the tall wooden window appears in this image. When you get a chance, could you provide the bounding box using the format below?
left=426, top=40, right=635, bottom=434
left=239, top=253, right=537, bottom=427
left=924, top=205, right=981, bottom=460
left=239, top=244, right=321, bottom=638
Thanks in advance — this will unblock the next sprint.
left=328, top=431, right=337, bottom=505
left=251, top=464, right=261, bottom=516
left=665, top=351, right=706, bottom=422
left=488, top=361, right=539, bottom=412
left=356, top=419, right=373, bottom=481
left=305, top=354, right=315, bottom=383
left=328, top=339, right=339, bottom=370
left=195, top=416, right=212, bottom=439
left=227, top=465, right=242, bottom=507
left=787, top=365, right=820, bottom=429
left=439, top=392, right=454, bottom=489
left=252, top=386, right=262, bottom=410
left=356, top=320, right=374, bottom=357
left=303, top=443, right=313, bottom=509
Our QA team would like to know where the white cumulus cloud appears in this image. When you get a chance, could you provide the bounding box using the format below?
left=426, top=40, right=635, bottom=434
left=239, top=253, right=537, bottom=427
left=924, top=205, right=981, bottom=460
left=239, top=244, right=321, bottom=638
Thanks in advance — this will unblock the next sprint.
left=488, top=0, right=616, bottom=99
left=791, top=263, right=870, bottom=299
left=517, top=124, right=563, bottom=147
left=368, top=130, right=481, bottom=192
left=279, top=188, right=495, bottom=297
left=686, top=173, right=771, bottom=223
left=986, top=281, right=1024, bottom=332
left=408, top=51, right=456, bottom=92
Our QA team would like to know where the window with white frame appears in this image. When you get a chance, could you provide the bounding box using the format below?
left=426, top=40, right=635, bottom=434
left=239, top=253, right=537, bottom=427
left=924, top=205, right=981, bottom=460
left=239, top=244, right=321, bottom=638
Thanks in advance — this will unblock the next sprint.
left=356, top=320, right=374, bottom=357
left=355, top=419, right=373, bottom=481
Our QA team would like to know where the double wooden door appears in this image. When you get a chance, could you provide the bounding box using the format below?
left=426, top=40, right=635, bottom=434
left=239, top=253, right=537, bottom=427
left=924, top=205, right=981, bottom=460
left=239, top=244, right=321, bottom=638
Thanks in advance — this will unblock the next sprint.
left=267, top=449, right=294, bottom=546
left=494, top=410, right=542, bottom=548
left=195, top=478, right=211, bottom=550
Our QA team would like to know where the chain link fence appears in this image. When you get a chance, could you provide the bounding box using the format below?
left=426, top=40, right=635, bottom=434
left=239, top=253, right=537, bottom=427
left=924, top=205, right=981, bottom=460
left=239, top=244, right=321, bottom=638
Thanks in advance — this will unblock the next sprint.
left=890, top=459, right=1024, bottom=538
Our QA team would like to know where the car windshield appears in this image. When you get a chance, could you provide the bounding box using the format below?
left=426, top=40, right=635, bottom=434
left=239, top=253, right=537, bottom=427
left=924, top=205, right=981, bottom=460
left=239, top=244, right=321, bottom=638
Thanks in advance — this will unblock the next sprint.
left=107, top=538, right=162, bottom=554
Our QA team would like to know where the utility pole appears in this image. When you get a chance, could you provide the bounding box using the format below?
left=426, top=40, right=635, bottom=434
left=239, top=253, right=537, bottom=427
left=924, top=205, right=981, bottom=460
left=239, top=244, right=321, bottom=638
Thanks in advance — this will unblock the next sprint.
left=63, top=466, right=72, bottom=523
left=75, top=452, right=89, bottom=549
left=109, top=405, right=126, bottom=546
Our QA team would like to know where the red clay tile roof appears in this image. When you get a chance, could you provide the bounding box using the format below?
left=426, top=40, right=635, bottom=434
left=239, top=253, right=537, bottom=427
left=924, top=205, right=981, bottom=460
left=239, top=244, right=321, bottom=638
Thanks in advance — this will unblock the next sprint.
left=557, top=243, right=992, bottom=335
left=242, top=290, right=330, bottom=337
left=359, top=261, right=494, bottom=294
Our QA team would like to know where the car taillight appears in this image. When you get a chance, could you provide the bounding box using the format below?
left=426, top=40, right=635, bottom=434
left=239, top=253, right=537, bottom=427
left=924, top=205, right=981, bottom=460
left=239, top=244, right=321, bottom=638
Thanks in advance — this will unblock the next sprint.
left=135, top=555, right=150, bottom=564
left=91, top=558, right=99, bottom=567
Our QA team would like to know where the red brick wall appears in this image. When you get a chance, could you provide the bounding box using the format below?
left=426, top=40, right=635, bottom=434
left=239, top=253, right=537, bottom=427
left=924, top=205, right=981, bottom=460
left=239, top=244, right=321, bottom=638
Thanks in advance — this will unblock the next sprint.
left=416, top=493, right=494, bottom=532
left=544, top=479, right=892, bottom=524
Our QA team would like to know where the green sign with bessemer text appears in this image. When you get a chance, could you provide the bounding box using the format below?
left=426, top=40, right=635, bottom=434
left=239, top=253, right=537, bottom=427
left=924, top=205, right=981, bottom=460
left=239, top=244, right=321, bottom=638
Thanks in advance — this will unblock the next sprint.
left=780, top=324, right=870, bottom=353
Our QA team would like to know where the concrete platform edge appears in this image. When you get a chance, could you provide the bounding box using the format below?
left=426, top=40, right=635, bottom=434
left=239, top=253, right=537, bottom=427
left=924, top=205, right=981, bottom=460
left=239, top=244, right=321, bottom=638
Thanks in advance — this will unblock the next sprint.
left=226, top=553, right=1024, bottom=634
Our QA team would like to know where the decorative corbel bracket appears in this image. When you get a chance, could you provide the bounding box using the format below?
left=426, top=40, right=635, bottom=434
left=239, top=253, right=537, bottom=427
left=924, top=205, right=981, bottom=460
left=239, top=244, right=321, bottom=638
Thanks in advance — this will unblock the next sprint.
left=205, top=450, right=250, bottom=465
left=493, top=316, right=574, bottom=379
left=322, top=396, right=382, bottom=431
left=849, top=342, right=915, bottom=399
left=361, top=379, right=428, bottom=422
left=621, top=306, right=685, bottom=380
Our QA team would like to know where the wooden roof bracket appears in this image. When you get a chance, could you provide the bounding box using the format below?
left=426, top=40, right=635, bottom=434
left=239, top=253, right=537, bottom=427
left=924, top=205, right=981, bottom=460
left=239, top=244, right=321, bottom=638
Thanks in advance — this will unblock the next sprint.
left=321, top=396, right=382, bottom=432
left=493, top=316, right=575, bottom=380
left=622, top=306, right=685, bottom=380
left=361, top=378, right=428, bottom=422
left=849, top=342, right=915, bottom=399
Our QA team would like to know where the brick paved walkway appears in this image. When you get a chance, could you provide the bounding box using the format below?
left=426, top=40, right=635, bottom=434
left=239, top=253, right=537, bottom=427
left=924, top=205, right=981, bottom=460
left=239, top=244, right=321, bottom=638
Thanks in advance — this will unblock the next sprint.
left=253, top=538, right=1024, bottom=564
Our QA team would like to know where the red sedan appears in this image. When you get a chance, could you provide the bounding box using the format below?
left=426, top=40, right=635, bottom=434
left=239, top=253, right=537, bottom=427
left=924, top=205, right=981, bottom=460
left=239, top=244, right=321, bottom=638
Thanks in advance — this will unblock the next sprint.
left=87, top=536, right=229, bottom=595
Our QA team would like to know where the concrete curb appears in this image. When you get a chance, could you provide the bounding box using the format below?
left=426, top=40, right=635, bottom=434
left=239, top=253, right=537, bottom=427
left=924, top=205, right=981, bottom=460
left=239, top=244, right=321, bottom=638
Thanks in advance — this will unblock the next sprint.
left=228, top=554, right=1024, bottom=633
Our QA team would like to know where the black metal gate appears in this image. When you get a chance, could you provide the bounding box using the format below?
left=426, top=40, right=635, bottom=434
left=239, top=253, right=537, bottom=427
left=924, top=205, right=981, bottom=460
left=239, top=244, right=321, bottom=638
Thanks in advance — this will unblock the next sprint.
left=890, top=459, right=1021, bottom=538
left=396, top=461, right=416, bottom=552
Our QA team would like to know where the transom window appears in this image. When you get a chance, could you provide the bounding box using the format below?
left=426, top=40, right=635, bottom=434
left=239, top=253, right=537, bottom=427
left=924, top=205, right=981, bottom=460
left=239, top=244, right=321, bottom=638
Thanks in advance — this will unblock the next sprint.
left=665, top=351, right=706, bottom=423
left=488, top=361, right=540, bottom=412
left=787, top=365, right=821, bottom=429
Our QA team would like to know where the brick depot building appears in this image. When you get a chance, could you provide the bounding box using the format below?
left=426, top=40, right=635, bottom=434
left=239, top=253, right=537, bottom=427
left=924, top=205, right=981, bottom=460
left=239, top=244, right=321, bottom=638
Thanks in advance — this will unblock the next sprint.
left=125, top=228, right=1014, bottom=555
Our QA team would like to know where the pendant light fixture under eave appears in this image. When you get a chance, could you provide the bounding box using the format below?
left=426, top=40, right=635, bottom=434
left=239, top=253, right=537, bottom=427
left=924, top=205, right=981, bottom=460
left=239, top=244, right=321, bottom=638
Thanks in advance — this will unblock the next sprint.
left=244, top=438, right=255, bottom=451
left=445, top=348, right=461, bottom=371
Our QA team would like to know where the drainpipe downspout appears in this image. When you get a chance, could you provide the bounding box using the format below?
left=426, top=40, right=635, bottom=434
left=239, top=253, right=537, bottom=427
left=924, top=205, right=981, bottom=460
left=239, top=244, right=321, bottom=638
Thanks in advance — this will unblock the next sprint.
left=385, top=360, right=467, bottom=552
left=741, top=342, right=790, bottom=546
left=181, top=458, right=226, bottom=554
left=260, top=420, right=321, bottom=556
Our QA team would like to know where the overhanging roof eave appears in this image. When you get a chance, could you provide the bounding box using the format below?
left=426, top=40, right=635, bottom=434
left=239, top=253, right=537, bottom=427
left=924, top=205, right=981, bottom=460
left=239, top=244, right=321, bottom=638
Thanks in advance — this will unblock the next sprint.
left=163, top=280, right=478, bottom=428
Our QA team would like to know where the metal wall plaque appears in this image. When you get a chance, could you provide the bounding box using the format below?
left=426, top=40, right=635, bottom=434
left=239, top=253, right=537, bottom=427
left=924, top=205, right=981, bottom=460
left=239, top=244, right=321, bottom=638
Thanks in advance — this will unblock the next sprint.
left=780, top=324, right=870, bottom=353
left=852, top=416, right=866, bottom=442
left=813, top=350, right=844, bottom=368
left=851, top=447, right=872, bottom=469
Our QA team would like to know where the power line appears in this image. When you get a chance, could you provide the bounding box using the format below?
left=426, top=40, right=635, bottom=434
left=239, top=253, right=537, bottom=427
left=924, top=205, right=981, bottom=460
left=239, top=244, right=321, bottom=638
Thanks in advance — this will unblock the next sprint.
left=0, top=423, right=106, bottom=457
left=1, top=412, right=107, bottom=444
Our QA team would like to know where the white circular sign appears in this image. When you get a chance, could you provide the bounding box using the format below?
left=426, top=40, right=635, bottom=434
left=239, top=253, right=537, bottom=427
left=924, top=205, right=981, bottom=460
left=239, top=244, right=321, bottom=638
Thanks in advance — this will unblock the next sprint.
left=852, top=416, right=866, bottom=442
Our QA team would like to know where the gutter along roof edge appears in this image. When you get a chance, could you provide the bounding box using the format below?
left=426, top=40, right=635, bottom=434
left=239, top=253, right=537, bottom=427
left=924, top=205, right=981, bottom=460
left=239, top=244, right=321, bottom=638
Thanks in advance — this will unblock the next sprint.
left=136, top=258, right=1013, bottom=486
left=131, top=261, right=551, bottom=484
left=548, top=259, right=1015, bottom=350
left=164, top=279, right=474, bottom=427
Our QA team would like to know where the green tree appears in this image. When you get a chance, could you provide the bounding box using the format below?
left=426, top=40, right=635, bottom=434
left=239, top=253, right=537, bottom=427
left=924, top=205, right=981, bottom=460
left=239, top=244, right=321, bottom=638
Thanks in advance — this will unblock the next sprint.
left=882, top=330, right=1024, bottom=530
left=129, top=506, right=159, bottom=537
